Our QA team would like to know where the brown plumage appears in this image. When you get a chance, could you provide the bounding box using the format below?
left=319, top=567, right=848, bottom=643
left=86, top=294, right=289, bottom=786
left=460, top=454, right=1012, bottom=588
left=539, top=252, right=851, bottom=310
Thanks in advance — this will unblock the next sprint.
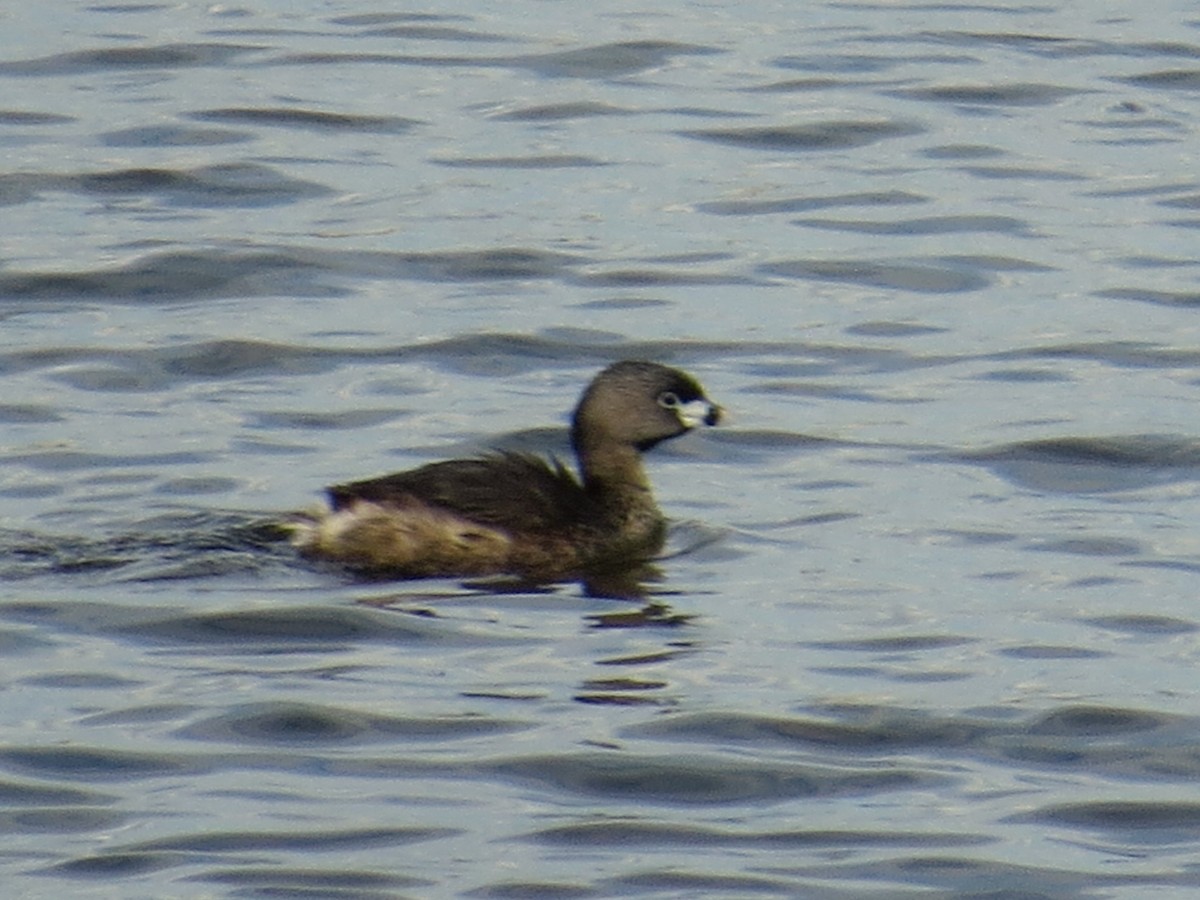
left=290, top=360, right=721, bottom=580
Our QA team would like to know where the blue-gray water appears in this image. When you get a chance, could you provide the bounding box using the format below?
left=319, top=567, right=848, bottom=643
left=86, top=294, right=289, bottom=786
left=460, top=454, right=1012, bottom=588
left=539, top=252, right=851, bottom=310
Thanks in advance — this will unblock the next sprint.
left=4, top=1, right=1200, bottom=897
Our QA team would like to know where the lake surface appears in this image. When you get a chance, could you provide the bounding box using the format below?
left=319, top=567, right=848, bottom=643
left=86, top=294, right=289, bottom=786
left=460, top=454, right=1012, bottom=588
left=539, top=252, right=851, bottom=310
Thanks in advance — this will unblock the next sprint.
left=4, top=1, right=1200, bottom=897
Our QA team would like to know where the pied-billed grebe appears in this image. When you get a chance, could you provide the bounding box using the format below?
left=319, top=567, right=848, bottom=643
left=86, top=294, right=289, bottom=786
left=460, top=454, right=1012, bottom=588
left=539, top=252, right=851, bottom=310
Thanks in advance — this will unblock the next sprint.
left=290, top=360, right=721, bottom=579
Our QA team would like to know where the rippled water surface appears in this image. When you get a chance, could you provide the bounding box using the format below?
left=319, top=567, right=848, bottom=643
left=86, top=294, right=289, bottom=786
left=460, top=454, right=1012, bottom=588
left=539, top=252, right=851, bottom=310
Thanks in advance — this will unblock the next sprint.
left=5, top=1, right=1200, bottom=897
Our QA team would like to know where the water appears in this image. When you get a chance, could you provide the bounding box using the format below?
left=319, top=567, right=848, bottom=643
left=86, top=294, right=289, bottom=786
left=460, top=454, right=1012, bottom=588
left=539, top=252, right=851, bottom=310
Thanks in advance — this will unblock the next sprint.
left=3, top=1, right=1200, bottom=896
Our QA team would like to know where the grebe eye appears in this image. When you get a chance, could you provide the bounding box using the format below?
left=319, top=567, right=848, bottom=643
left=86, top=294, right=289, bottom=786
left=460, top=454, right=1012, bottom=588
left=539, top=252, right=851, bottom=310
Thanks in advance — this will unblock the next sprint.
left=657, top=391, right=680, bottom=409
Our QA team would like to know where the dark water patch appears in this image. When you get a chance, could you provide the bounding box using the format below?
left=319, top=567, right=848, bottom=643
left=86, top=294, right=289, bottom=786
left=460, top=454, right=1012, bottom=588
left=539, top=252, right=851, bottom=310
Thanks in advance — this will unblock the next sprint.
left=569, top=267, right=751, bottom=287
left=574, top=694, right=673, bottom=707
left=21, top=672, right=144, bottom=689
left=781, top=854, right=1173, bottom=896
left=999, top=645, right=1109, bottom=660
left=959, top=162, right=1086, bottom=180
left=955, top=164, right=1089, bottom=182
left=46, top=830, right=454, bottom=878
left=1025, top=536, right=1142, bottom=557
left=1027, top=706, right=1174, bottom=736
left=0, top=626, right=56, bottom=654
left=1083, top=108, right=1185, bottom=138
left=0, top=245, right=584, bottom=304
left=280, top=40, right=718, bottom=80
left=680, top=119, right=923, bottom=151
left=154, top=476, right=241, bottom=496
left=491, top=101, right=630, bottom=121
left=341, top=246, right=584, bottom=281
left=0, top=746, right=204, bottom=782
left=156, top=339, right=342, bottom=379
left=404, top=333, right=613, bottom=373
left=744, top=380, right=918, bottom=403
left=1097, top=286, right=1200, bottom=307
left=1065, top=575, right=1132, bottom=589
left=737, top=346, right=940, bottom=379
left=0, top=43, right=262, bottom=76
left=744, top=76, right=845, bottom=93
left=760, top=258, right=990, bottom=293
left=188, top=866, right=428, bottom=893
left=626, top=708, right=987, bottom=752
left=396, top=332, right=806, bottom=378
left=890, top=670, right=970, bottom=684
left=698, top=189, right=927, bottom=216
left=606, top=870, right=799, bottom=895
left=1, top=340, right=345, bottom=392
left=576, top=668, right=682, bottom=698
left=46, top=365, right=179, bottom=392
left=938, top=253, right=1055, bottom=271
left=1, top=448, right=212, bottom=473
left=513, top=41, right=719, bottom=79
left=1081, top=614, right=1198, bottom=636
left=0, top=176, right=46, bottom=206
left=328, top=12, right=469, bottom=26
left=705, top=429, right=845, bottom=457
left=960, top=435, right=1200, bottom=493
left=925, top=30, right=1098, bottom=57
left=90, top=4, right=175, bottom=13
left=466, top=881, right=596, bottom=899
left=1017, top=801, right=1200, bottom=837
left=111, top=604, right=527, bottom=650
left=624, top=704, right=1200, bottom=782
left=579, top=677, right=668, bottom=692
left=274, top=50, right=440, bottom=67
left=190, top=106, right=421, bottom=133
left=0, top=328, right=796, bottom=392
left=0, top=806, right=127, bottom=835
left=523, top=819, right=987, bottom=849
left=0, top=779, right=116, bottom=806
left=0, top=250, right=325, bottom=302
left=0, top=578, right=535, bottom=648
left=664, top=105, right=753, bottom=119
left=328, top=7, right=501, bottom=46
left=595, top=648, right=693, bottom=667
left=249, top=408, right=407, bottom=430
left=1122, top=558, right=1200, bottom=574
left=40, top=851, right=186, bottom=878
left=0, top=110, right=75, bottom=125
left=0, top=511, right=295, bottom=581
left=922, top=143, right=1006, bottom=159
left=359, top=24, right=513, bottom=43
left=846, top=320, right=948, bottom=337
left=976, top=367, right=1068, bottom=382
left=572, top=296, right=671, bottom=310
left=486, top=752, right=939, bottom=805
left=1002, top=339, right=1200, bottom=369
left=176, top=701, right=528, bottom=745
left=794, top=214, right=1031, bottom=236
left=1157, top=191, right=1200, bottom=209
left=100, top=124, right=247, bottom=147
left=1132, top=41, right=1200, bottom=59
left=123, top=824, right=459, bottom=853
left=931, top=528, right=1018, bottom=546
left=0, top=163, right=333, bottom=210
left=890, top=82, right=1088, bottom=106
left=773, top=52, right=923, bottom=75
left=432, top=154, right=606, bottom=168
left=1120, top=69, right=1200, bottom=91
left=255, top=245, right=583, bottom=283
